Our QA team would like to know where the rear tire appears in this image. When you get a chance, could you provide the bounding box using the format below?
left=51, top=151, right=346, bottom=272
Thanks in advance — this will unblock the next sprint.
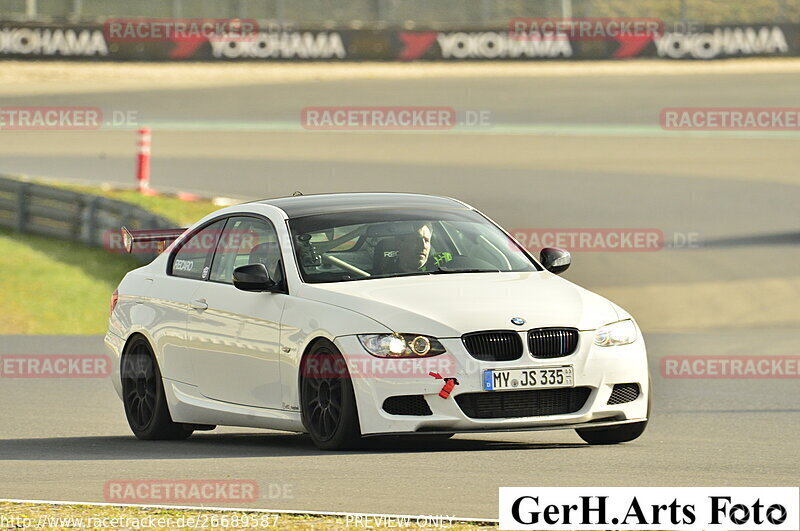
left=121, top=337, right=193, bottom=441
left=300, top=340, right=362, bottom=450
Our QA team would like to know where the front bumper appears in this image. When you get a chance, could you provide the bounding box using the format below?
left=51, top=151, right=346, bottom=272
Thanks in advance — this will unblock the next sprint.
left=336, top=331, right=649, bottom=436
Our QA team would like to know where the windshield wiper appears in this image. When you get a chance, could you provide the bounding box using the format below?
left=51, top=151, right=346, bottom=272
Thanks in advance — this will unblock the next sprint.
left=337, top=268, right=500, bottom=281
left=379, top=271, right=435, bottom=278
left=341, top=271, right=433, bottom=281
left=432, top=267, right=501, bottom=274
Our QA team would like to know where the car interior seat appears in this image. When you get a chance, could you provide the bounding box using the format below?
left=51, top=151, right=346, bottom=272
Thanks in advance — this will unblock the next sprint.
left=372, top=237, right=402, bottom=275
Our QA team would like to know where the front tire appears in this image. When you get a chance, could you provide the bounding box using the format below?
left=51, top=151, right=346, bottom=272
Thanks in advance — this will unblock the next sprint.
left=300, top=340, right=362, bottom=450
left=121, top=337, right=193, bottom=440
left=577, top=376, right=651, bottom=445
left=576, top=420, right=647, bottom=445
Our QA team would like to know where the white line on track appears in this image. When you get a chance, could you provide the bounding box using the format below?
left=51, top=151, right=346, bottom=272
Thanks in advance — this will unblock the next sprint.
left=106, top=120, right=800, bottom=139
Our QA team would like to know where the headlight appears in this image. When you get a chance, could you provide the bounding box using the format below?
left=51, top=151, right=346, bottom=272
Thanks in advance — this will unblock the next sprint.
left=358, top=334, right=446, bottom=358
left=594, top=319, right=637, bottom=347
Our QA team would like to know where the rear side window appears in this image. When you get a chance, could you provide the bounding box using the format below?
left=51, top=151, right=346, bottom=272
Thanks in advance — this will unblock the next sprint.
left=169, top=219, right=227, bottom=280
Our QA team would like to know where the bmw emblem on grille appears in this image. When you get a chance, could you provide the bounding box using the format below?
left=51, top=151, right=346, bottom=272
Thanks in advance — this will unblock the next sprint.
left=511, top=317, right=526, bottom=326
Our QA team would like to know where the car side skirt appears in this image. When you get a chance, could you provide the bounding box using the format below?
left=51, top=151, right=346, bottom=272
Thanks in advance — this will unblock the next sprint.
left=164, top=379, right=305, bottom=432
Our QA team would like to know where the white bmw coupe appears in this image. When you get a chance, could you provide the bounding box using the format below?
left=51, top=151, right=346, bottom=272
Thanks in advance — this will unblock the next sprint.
left=106, top=193, right=650, bottom=450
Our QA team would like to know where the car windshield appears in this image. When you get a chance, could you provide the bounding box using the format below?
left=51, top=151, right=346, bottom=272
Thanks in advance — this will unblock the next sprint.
left=288, top=208, right=539, bottom=283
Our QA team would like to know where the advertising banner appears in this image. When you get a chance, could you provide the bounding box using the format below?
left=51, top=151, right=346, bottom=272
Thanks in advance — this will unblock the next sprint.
left=1, top=21, right=797, bottom=61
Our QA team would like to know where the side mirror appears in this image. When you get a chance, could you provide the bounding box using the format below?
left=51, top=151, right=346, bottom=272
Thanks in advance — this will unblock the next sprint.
left=540, top=247, right=571, bottom=275
left=232, top=263, right=277, bottom=292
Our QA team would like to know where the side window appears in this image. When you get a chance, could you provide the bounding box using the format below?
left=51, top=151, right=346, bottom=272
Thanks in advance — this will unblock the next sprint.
left=169, top=219, right=227, bottom=280
left=209, top=217, right=281, bottom=284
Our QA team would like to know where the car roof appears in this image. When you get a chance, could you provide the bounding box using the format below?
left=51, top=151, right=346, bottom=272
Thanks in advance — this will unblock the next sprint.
left=255, top=193, right=469, bottom=218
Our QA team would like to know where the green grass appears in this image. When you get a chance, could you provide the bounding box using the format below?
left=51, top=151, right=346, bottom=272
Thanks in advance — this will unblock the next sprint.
left=43, top=182, right=223, bottom=226
left=0, top=182, right=225, bottom=334
left=570, top=0, right=800, bottom=23
left=0, top=502, right=496, bottom=530
left=0, top=227, right=140, bottom=334
left=495, top=0, right=800, bottom=23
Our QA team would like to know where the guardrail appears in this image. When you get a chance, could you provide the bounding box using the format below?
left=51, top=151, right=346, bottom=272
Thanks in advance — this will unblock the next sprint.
left=0, top=175, right=174, bottom=263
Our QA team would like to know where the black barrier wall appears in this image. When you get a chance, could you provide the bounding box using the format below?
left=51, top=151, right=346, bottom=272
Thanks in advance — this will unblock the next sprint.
left=0, top=22, right=797, bottom=60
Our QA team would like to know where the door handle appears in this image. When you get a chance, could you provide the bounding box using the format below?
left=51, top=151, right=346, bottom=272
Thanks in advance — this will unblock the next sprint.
left=190, top=298, right=208, bottom=311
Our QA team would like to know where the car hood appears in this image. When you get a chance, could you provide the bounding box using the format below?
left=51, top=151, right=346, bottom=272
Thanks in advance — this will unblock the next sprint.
left=296, top=271, right=620, bottom=337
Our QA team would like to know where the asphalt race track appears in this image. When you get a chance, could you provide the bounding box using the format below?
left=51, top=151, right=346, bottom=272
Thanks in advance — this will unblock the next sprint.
left=0, top=63, right=798, bottom=518
left=1, top=331, right=799, bottom=518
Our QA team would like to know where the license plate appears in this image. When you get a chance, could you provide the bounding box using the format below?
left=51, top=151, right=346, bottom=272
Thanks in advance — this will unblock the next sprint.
left=482, top=366, right=574, bottom=391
